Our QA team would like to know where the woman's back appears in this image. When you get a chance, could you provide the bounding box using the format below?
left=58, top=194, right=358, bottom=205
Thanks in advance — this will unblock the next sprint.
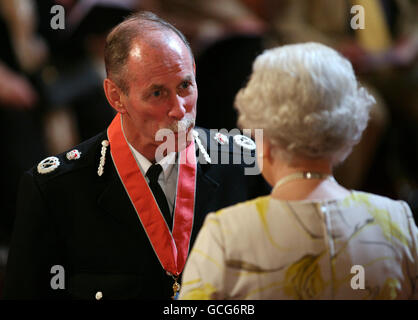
left=180, top=191, right=418, bottom=299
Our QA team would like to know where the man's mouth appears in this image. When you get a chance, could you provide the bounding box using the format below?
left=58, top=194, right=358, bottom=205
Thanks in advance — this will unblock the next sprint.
left=166, top=114, right=195, bottom=133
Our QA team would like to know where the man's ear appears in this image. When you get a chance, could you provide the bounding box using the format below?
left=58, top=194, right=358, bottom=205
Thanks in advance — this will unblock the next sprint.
left=103, top=78, right=126, bottom=113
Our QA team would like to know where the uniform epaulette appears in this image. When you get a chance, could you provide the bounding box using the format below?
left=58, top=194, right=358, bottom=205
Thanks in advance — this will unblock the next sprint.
left=34, top=131, right=107, bottom=182
left=35, top=148, right=84, bottom=180
left=193, top=127, right=257, bottom=166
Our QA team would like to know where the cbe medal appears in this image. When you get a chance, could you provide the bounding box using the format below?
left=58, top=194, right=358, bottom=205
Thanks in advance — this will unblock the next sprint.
left=170, top=274, right=181, bottom=299
left=173, top=281, right=181, bottom=299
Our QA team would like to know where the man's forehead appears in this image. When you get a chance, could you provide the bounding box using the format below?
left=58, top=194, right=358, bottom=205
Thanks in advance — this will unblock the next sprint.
left=128, top=30, right=190, bottom=62
left=124, top=35, right=194, bottom=83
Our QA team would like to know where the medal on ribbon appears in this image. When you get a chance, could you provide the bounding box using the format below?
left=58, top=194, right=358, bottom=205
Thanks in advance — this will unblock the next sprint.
left=107, top=114, right=196, bottom=298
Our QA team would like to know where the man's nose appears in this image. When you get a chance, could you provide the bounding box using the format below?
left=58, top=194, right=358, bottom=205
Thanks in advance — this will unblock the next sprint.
left=168, top=94, right=186, bottom=120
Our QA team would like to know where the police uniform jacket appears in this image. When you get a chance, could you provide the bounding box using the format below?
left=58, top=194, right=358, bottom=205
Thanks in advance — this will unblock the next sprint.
left=3, top=128, right=270, bottom=299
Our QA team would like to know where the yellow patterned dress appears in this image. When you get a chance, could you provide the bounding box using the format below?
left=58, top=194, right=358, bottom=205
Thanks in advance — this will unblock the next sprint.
left=179, top=191, right=418, bottom=299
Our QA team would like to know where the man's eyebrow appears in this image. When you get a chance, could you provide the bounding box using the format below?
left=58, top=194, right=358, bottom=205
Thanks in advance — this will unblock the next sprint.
left=142, top=84, right=165, bottom=98
left=143, top=76, right=194, bottom=98
left=183, top=75, right=193, bottom=82
left=147, top=84, right=165, bottom=92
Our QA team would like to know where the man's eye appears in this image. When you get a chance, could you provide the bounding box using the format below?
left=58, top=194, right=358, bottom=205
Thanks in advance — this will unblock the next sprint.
left=181, top=81, right=190, bottom=89
left=153, top=90, right=161, bottom=97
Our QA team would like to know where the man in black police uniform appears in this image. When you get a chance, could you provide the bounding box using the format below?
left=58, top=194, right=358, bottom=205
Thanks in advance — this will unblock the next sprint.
left=3, top=11, right=269, bottom=300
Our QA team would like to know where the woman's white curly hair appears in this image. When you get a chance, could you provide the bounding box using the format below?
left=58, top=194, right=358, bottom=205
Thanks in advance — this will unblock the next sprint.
left=235, top=42, right=376, bottom=165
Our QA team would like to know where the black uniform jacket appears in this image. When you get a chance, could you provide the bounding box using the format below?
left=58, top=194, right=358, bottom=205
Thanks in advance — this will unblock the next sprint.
left=3, top=128, right=270, bottom=299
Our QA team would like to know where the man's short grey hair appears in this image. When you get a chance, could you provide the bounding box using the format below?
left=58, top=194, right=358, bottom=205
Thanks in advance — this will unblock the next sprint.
left=235, top=42, right=376, bottom=165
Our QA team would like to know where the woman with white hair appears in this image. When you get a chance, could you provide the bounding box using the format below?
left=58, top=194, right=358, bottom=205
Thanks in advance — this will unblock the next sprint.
left=179, top=42, right=418, bottom=300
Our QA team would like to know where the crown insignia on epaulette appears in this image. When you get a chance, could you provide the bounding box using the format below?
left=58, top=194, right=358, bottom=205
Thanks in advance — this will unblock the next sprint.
left=66, top=149, right=81, bottom=160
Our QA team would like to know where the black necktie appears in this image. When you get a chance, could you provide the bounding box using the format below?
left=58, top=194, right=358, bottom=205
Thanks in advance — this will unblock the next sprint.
left=146, top=164, right=172, bottom=230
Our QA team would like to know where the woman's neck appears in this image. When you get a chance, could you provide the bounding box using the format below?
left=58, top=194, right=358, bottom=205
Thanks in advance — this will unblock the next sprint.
left=269, top=159, right=350, bottom=201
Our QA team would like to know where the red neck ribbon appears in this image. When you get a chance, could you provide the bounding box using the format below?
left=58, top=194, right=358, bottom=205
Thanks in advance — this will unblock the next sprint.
left=107, top=113, right=196, bottom=276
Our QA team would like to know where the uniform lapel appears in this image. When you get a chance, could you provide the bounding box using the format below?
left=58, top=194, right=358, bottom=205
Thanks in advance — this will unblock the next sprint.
left=97, top=160, right=141, bottom=235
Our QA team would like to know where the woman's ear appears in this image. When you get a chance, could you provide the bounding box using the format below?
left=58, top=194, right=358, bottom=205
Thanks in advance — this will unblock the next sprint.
left=103, top=78, right=127, bottom=114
